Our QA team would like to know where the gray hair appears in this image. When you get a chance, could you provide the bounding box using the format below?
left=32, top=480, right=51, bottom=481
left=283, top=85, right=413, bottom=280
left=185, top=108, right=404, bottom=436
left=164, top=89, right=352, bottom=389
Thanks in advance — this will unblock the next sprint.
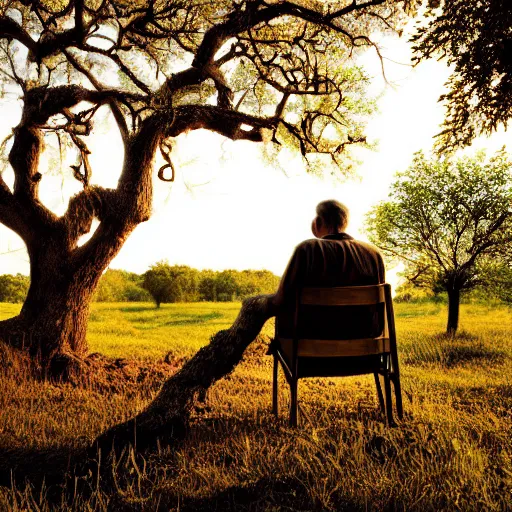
left=316, top=200, right=349, bottom=231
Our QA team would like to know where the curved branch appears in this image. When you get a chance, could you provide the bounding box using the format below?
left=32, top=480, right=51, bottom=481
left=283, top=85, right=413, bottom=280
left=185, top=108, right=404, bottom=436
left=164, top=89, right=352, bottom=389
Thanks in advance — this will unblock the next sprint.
left=0, top=176, right=32, bottom=240
left=0, top=14, right=84, bottom=63
left=6, top=124, right=61, bottom=236
left=73, top=115, right=163, bottom=271
left=6, top=84, right=139, bottom=235
left=88, top=294, right=276, bottom=456
left=193, top=0, right=387, bottom=69
left=63, top=186, right=119, bottom=247
left=167, top=104, right=277, bottom=141
left=22, top=84, right=143, bottom=127
left=0, top=16, right=37, bottom=52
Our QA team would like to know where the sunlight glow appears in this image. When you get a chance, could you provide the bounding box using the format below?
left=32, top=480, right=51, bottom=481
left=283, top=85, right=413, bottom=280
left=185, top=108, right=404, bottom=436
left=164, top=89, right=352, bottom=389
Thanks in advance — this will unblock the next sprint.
left=0, top=35, right=509, bottom=293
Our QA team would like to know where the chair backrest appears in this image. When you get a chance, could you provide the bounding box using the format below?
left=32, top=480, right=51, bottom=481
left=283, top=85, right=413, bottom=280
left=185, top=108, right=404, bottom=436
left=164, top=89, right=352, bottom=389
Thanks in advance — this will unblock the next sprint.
left=300, top=284, right=387, bottom=306
left=275, top=284, right=395, bottom=360
left=298, top=284, right=390, bottom=338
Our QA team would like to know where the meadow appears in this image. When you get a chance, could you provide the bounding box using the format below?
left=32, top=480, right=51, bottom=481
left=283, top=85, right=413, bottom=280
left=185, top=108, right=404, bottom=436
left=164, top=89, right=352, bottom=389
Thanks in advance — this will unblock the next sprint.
left=0, top=301, right=511, bottom=511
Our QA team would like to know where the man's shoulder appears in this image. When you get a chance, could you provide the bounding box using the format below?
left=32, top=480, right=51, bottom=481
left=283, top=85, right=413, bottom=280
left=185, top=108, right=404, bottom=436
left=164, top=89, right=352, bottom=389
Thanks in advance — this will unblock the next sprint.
left=295, top=238, right=319, bottom=250
left=296, top=236, right=382, bottom=256
left=347, top=238, right=383, bottom=256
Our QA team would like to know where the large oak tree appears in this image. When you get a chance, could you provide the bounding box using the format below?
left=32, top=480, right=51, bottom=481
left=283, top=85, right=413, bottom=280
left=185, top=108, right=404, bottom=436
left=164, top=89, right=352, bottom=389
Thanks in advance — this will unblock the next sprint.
left=0, top=0, right=420, bottom=375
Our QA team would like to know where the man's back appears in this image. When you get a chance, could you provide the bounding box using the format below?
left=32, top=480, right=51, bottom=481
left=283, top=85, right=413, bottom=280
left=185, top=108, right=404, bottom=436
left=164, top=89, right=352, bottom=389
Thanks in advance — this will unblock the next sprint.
left=274, top=233, right=385, bottom=340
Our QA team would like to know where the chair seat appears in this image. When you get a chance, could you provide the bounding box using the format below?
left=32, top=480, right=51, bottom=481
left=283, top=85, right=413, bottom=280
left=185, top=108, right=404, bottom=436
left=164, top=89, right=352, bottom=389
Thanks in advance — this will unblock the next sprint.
left=287, top=354, right=385, bottom=378
left=276, top=336, right=390, bottom=358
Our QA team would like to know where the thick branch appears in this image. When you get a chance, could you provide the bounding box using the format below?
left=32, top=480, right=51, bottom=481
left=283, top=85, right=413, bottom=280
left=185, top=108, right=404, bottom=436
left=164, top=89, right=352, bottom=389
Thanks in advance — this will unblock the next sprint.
left=167, top=105, right=277, bottom=141
left=0, top=176, right=31, bottom=239
left=9, top=125, right=42, bottom=200
left=89, top=294, right=276, bottom=456
left=73, top=115, right=163, bottom=271
left=62, top=186, right=120, bottom=247
left=164, top=48, right=243, bottom=107
left=0, top=16, right=37, bottom=52
left=6, top=124, right=62, bottom=238
left=22, top=85, right=143, bottom=127
left=0, top=14, right=84, bottom=62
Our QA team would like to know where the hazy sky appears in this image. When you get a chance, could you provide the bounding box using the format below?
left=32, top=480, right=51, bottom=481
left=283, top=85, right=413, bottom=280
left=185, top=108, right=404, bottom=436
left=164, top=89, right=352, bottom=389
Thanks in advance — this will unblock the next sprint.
left=0, top=32, right=509, bottom=286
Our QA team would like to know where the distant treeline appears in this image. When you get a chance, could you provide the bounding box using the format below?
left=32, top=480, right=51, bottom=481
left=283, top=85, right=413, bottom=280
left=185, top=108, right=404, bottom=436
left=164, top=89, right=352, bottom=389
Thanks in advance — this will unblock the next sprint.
left=2, top=267, right=509, bottom=306
left=141, top=262, right=281, bottom=307
left=0, top=263, right=281, bottom=305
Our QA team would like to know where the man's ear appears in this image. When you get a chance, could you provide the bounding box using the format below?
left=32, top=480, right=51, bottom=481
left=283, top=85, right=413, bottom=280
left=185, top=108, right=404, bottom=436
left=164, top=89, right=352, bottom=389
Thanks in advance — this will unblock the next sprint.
left=312, top=216, right=321, bottom=238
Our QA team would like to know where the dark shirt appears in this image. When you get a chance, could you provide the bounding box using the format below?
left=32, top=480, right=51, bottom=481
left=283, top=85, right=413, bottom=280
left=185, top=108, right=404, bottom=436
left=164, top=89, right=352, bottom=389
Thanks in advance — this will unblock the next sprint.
left=273, top=233, right=386, bottom=340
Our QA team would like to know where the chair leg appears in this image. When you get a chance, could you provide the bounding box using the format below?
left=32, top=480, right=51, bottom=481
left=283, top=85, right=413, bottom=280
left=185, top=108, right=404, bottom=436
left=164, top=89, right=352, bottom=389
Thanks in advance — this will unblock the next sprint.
left=391, top=374, right=404, bottom=420
left=374, top=372, right=385, bottom=413
left=272, top=355, right=278, bottom=417
left=289, top=378, right=298, bottom=427
left=384, top=372, right=394, bottom=426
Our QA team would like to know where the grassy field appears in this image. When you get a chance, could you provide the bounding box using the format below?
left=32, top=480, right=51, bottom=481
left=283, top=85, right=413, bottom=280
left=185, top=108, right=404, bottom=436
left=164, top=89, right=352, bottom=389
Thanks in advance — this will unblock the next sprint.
left=0, top=301, right=511, bottom=511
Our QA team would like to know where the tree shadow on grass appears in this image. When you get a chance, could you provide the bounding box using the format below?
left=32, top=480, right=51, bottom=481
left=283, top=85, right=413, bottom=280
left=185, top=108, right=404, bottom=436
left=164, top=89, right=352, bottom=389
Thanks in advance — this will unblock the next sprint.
left=402, top=331, right=508, bottom=368
left=0, top=411, right=386, bottom=511
left=163, top=312, right=223, bottom=326
left=0, top=444, right=79, bottom=498
left=152, top=476, right=364, bottom=512
left=119, top=305, right=157, bottom=313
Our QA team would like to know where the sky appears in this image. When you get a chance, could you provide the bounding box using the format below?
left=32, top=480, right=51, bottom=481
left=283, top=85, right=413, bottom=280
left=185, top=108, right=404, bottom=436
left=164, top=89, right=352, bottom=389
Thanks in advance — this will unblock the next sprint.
left=0, top=30, right=509, bottom=289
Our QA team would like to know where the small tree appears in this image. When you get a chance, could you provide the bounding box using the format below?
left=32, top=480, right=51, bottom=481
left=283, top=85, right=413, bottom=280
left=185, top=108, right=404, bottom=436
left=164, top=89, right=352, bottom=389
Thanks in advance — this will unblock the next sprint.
left=0, top=273, right=30, bottom=303
left=216, top=270, right=239, bottom=302
left=366, top=150, right=512, bottom=334
left=143, top=262, right=199, bottom=307
left=94, top=269, right=149, bottom=302
left=142, top=262, right=170, bottom=307
left=198, top=270, right=218, bottom=302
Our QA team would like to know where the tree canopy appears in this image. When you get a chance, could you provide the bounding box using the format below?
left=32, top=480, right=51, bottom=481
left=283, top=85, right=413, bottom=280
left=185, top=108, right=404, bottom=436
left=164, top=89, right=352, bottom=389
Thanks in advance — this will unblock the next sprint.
left=366, top=149, right=512, bottom=332
left=411, top=0, right=512, bottom=151
left=0, top=0, right=420, bottom=178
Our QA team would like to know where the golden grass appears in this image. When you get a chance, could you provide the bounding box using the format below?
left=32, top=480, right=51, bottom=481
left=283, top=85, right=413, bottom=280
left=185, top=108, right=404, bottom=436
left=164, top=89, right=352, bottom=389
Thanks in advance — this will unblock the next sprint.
left=0, top=302, right=511, bottom=511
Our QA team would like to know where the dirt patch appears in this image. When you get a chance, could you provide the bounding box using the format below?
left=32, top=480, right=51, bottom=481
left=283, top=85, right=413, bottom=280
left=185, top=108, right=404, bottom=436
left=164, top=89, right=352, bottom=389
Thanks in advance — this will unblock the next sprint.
left=0, top=341, right=183, bottom=394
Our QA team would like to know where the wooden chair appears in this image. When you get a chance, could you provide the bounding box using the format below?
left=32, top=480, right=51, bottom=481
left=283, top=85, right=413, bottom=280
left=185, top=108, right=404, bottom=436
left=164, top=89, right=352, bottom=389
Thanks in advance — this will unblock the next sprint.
left=271, top=284, right=403, bottom=426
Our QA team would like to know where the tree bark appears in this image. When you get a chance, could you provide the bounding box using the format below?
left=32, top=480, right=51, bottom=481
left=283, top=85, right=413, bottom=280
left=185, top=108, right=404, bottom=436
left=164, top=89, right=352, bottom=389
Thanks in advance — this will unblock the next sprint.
left=0, top=114, right=160, bottom=376
left=87, top=295, right=276, bottom=457
left=0, top=237, right=104, bottom=375
left=446, top=286, right=460, bottom=334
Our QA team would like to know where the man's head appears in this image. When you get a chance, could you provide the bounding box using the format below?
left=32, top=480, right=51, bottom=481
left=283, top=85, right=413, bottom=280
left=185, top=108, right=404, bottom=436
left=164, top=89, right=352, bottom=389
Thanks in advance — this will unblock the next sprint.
left=312, top=200, right=349, bottom=238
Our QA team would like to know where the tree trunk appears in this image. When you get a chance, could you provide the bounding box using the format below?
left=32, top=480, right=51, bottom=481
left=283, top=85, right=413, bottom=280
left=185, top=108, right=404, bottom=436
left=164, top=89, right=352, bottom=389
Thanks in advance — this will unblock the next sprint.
left=0, top=115, right=160, bottom=377
left=88, top=295, right=276, bottom=458
left=446, top=287, right=460, bottom=334
left=0, top=238, right=105, bottom=376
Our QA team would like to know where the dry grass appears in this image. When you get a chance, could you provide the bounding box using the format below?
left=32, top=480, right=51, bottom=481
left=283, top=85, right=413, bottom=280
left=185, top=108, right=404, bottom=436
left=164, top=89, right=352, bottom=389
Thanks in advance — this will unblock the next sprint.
left=0, top=302, right=511, bottom=511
